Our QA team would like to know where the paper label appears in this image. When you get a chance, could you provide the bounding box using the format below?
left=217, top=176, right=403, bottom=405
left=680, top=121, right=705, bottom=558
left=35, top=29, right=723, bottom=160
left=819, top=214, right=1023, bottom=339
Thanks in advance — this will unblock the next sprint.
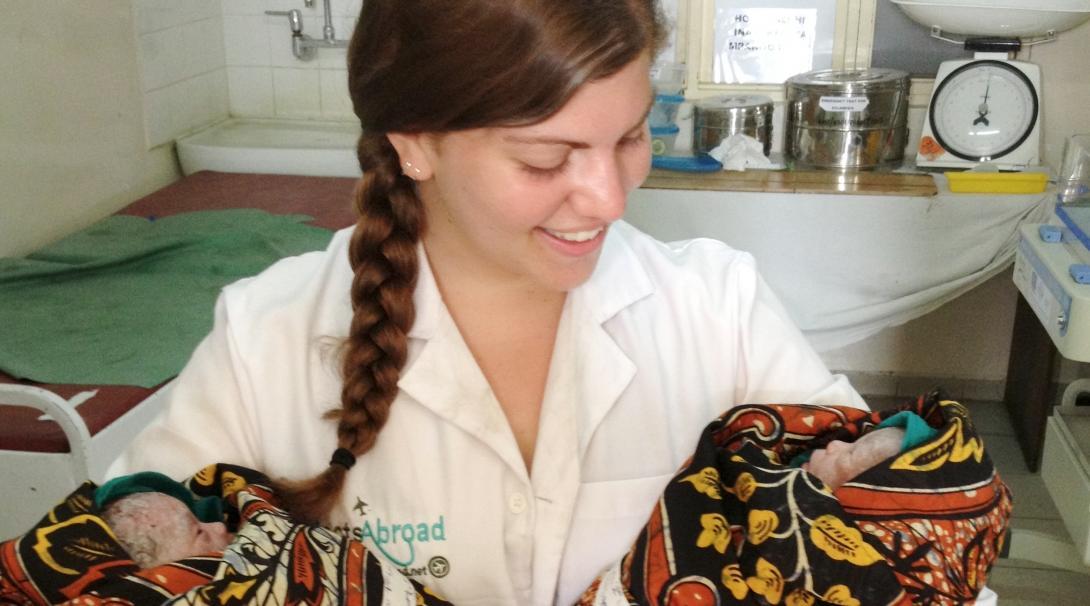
left=819, top=96, right=869, bottom=112
left=713, top=4, right=833, bottom=84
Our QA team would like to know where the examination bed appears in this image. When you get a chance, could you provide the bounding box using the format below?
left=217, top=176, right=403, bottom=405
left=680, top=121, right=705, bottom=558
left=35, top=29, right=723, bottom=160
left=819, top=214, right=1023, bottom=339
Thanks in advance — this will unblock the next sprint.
left=0, top=171, right=358, bottom=539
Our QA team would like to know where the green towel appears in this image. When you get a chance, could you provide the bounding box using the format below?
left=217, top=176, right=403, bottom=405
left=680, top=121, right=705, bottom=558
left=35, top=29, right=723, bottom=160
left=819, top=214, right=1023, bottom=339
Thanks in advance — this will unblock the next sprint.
left=0, top=209, right=333, bottom=387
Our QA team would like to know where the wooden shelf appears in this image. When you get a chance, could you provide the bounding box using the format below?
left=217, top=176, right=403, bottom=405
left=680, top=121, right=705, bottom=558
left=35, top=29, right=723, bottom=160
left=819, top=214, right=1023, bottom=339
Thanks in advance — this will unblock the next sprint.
left=641, top=168, right=937, bottom=197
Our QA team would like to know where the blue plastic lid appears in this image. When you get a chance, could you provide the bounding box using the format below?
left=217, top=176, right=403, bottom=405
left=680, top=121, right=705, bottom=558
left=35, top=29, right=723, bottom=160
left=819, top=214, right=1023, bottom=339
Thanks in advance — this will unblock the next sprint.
left=654, top=93, right=685, bottom=104
left=1039, top=225, right=1063, bottom=243
left=650, top=124, right=680, bottom=136
left=651, top=154, right=723, bottom=173
left=1070, top=263, right=1090, bottom=285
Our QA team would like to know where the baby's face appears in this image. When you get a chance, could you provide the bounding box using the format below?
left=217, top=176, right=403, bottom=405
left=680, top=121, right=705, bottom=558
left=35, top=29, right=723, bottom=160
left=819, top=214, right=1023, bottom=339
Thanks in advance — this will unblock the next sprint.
left=137, top=493, right=233, bottom=565
left=804, top=427, right=903, bottom=490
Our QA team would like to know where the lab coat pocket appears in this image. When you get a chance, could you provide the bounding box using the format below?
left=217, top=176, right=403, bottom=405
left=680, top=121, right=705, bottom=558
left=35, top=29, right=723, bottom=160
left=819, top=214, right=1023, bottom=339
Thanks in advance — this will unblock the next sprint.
left=559, top=472, right=675, bottom=600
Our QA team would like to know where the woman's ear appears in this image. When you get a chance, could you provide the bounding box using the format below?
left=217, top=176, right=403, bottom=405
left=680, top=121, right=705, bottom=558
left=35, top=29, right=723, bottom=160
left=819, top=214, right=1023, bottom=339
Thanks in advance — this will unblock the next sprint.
left=386, top=132, right=434, bottom=181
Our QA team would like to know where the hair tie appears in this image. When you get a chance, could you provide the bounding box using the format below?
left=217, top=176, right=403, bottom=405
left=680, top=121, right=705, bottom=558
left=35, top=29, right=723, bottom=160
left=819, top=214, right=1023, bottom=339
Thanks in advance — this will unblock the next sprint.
left=330, top=447, right=357, bottom=470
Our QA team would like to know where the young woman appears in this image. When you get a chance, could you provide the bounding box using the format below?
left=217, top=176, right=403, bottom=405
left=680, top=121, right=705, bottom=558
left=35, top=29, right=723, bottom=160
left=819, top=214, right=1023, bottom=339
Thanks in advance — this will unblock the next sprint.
left=110, top=1, right=867, bottom=603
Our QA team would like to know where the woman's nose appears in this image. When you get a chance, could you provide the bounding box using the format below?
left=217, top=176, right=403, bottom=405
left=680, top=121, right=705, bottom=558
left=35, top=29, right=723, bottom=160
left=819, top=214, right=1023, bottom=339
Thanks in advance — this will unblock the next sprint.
left=572, top=156, right=628, bottom=221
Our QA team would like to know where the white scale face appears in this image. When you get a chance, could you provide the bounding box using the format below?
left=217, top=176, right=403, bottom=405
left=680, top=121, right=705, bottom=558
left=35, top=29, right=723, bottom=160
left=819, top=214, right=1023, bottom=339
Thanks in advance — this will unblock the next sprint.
left=917, top=57, right=1042, bottom=170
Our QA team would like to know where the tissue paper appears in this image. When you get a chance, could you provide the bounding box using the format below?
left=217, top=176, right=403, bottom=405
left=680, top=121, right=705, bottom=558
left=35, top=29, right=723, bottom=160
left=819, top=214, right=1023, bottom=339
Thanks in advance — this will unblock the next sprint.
left=708, top=133, right=774, bottom=171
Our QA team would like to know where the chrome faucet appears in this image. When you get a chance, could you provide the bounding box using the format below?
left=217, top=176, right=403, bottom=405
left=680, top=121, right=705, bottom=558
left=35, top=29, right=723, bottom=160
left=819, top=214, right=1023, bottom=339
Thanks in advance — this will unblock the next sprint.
left=266, top=0, right=349, bottom=61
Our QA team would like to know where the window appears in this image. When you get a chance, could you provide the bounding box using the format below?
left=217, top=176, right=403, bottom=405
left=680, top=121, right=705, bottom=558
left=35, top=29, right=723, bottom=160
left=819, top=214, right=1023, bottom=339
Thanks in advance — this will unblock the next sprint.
left=674, top=0, right=957, bottom=99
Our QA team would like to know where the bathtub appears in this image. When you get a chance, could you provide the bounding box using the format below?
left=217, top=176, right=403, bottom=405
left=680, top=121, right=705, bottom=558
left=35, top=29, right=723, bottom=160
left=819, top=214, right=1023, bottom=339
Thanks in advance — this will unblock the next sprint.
left=176, top=118, right=362, bottom=178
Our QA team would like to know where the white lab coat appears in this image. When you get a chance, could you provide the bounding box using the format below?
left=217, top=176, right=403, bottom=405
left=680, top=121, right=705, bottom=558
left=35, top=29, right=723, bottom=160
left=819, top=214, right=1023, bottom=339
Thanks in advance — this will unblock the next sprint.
left=110, top=220, right=868, bottom=605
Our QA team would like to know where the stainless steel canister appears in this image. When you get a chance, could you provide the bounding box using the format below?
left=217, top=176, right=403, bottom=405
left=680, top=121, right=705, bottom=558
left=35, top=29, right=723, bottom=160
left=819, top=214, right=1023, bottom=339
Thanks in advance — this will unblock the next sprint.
left=693, top=95, right=774, bottom=156
left=783, top=68, right=910, bottom=170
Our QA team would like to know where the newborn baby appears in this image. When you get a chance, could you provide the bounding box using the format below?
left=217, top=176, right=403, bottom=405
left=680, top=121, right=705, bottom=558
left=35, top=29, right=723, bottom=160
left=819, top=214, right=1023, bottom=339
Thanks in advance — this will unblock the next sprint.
left=96, top=471, right=233, bottom=569
left=802, top=426, right=906, bottom=490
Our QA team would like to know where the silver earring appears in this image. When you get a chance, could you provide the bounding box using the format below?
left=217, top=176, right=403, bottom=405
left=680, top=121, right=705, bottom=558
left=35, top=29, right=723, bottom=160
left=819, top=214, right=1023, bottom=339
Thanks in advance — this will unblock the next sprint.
left=404, top=161, right=422, bottom=176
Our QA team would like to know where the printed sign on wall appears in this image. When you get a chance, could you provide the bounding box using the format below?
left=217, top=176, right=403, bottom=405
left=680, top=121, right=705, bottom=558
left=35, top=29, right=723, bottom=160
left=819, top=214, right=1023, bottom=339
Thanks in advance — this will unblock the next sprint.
left=713, top=1, right=834, bottom=84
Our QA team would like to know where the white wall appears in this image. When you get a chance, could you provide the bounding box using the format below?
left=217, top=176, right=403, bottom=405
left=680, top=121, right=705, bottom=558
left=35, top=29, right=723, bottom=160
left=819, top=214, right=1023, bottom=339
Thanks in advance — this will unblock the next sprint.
left=1028, top=18, right=1090, bottom=171
left=137, top=0, right=229, bottom=147
left=0, top=1, right=178, bottom=258
left=221, top=0, right=359, bottom=121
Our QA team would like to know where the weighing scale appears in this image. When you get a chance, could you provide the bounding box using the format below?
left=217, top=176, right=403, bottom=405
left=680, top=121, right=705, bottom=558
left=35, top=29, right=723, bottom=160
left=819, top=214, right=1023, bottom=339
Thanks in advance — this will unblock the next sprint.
left=892, top=0, right=1090, bottom=170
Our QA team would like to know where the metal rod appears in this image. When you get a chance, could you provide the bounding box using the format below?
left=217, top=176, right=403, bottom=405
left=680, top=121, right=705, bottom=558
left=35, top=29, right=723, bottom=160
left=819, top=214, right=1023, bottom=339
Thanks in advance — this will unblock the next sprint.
left=323, top=0, right=336, bottom=41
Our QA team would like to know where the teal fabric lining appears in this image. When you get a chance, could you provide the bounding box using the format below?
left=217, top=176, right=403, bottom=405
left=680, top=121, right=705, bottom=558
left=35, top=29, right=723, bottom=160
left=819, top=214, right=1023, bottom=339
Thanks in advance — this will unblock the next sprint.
left=0, top=210, right=332, bottom=387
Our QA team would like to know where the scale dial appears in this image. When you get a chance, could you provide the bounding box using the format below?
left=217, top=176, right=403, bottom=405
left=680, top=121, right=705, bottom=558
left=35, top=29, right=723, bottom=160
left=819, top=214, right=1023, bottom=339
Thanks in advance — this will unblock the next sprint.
left=928, top=59, right=1038, bottom=161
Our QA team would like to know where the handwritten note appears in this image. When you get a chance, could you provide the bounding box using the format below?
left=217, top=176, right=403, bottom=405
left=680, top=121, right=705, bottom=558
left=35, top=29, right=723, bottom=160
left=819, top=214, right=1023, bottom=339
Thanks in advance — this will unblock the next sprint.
left=714, top=6, right=819, bottom=84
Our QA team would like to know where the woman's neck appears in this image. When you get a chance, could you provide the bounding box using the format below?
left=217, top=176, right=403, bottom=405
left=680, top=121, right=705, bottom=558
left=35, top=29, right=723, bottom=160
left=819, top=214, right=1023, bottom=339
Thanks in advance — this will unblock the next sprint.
left=422, top=238, right=566, bottom=472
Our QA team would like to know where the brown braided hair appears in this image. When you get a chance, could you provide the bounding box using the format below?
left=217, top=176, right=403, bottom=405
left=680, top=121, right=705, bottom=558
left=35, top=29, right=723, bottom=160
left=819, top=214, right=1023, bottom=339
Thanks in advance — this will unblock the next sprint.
left=274, top=0, right=666, bottom=525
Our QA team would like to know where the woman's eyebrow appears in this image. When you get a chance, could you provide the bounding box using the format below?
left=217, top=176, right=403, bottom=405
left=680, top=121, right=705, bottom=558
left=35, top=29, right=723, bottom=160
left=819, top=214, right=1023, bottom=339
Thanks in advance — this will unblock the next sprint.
left=503, top=95, right=656, bottom=149
left=503, top=134, right=589, bottom=149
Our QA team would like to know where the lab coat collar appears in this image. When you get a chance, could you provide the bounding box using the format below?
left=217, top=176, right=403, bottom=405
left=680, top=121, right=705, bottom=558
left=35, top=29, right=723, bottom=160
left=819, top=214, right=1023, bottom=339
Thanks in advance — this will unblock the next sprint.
left=397, top=224, right=655, bottom=474
left=575, top=221, right=655, bottom=324
left=567, top=221, right=652, bottom=455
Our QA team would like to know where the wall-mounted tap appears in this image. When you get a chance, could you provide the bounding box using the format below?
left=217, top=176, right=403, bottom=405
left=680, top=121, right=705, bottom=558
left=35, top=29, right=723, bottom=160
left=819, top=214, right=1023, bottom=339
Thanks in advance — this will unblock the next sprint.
left=266, top=0, right=349, bottom=62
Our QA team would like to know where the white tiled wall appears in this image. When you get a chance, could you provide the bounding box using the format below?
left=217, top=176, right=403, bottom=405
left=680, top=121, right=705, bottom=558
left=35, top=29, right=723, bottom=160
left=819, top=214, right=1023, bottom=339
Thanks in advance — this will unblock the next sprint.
left=133, top=1, right=359, bottom=150
left=134, top=0, right=229, bottom=148
left=222, top=0, right=360, bottom=122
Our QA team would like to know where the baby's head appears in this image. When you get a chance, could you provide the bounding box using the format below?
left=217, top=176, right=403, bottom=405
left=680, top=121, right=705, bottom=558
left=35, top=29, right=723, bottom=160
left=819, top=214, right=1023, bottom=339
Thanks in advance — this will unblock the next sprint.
left=804, top=426, right=905, bottom=490
left=102, top=492, right=233, bottom=568
left=95, top=471, right=231, bottom=569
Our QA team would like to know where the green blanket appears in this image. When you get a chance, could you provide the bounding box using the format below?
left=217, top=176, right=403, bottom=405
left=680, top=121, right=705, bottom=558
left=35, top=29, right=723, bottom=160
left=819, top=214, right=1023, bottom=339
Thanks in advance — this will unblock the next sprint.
left=0, top=209, right=333, bottom=387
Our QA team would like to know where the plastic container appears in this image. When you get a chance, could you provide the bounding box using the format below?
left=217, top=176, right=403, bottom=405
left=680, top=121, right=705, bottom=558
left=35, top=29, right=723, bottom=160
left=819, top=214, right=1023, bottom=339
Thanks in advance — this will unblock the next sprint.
left=945, top=171, right=1049, bottom=193
left=650, top=125, right=681, bottom=156
left=1059, top=134, right=1090, bottom=203
left=650, top=94, right=684, bottom=128
left=650, top=62, right=686, bottom=95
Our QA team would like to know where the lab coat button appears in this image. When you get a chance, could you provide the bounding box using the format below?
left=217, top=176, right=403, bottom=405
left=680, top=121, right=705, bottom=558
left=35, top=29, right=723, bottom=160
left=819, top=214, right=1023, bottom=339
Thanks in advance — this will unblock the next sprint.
left=508, top=492, right=528, bottom=514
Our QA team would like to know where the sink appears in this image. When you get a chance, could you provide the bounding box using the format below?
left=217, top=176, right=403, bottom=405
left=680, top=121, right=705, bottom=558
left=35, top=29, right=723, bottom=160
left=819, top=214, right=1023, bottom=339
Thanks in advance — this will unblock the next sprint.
left=891, top=0, right=1090, bottom=37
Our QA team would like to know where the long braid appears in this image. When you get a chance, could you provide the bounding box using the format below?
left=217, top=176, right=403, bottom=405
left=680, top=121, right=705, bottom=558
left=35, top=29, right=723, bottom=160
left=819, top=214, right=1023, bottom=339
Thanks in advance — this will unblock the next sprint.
left=273, top=134, right=423, bottom=524
left=273, top=0, right=664, bottom=526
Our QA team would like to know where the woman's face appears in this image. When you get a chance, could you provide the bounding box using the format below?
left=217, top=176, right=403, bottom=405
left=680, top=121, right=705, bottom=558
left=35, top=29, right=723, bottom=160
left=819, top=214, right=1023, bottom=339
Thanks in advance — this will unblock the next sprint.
left=410, top=54, right=654, bottom=293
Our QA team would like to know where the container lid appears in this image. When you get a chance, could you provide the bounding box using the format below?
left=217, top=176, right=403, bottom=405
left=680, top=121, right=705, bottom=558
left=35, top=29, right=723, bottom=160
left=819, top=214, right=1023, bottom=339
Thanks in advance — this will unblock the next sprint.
left=654, top=93, right=686, bottom=104
left=650, top=124, right=681, bottom=136
left=785, top=68, right=909, bottom=92
left=693, top=94, right=774, bottom=111
left=651, top=154, right=723, bottom=172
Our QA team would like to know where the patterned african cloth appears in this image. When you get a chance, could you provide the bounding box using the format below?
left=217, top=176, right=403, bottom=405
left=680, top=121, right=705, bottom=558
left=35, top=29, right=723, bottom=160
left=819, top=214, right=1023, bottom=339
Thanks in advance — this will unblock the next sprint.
left=578, top=393, right=1013, bottom=605
left=0, top=464, right=452, bottom=605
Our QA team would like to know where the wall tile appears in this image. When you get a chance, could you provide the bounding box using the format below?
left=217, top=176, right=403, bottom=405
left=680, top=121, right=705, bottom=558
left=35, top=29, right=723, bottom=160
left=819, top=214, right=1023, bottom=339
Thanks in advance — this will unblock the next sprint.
left=140, top=26, right=186, bottom=91
left=144, top=85, right=176, bottom=148
left=199, top=69, right=231, bottom=127
left=222, top=0, right=298, bottom=17
left=180, top=20, right=211, bottom=80
left=273, top=68, right=322, bottom=118
left=224, top=15, right=270, bottom=66
left=320, top=69, right=354, bottom=120
left=203, top=16, right=227, bottom=73
left=330, top=0, right=363, bottom=18
left=135, top=0, right=221, bottom=34
left=227, top=66, right=275, bottom=117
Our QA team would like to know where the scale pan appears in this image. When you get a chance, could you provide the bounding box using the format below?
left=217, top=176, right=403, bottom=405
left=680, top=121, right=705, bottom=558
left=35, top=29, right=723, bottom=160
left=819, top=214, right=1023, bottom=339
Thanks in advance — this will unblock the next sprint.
left=891, top=0, right=1090, bottom=37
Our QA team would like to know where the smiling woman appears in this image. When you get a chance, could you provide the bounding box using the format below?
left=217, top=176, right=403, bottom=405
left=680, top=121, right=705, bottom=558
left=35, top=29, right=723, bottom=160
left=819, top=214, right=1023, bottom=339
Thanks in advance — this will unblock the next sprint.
left=107, top=2, right=874, bottom=604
